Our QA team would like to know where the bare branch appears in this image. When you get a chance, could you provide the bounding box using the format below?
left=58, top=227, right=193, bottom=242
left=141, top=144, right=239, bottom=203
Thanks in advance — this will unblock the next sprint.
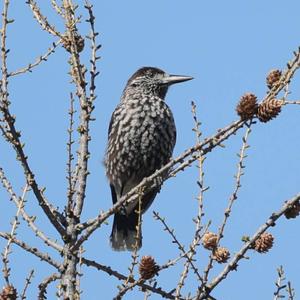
left=20, top=269, right=35, bottom=300
left=202, top=122, right=253, bottom=286
left=287, top=281, right=295, bottom=300
left=8, top=40, right=61, bottom=77
left=61, top=0, right=94, bottom=221
left=59, top=1, right=91, bottom=298
left=284, top=100, right=300, bottom=105
left=0, top=232, right=62, bottom=270
left=273, top=266, right=287, bottom=300
left=38, top=273, right=61, bottom=300
left=85, top=1, right=101, bottom=102
left=217, top=123, right=252, bottom=242
left=2, top=184, right=29, bottom=285
left=66, top=93, right=76, bottom=212
left=51, top=0, right=64, bottom=16
left=26, top=0, right=63, bottom=38
left=81, top=257, right=184, bottom=300
left=114, top=278, right=145, bottom=300
left=0, top=166, right=63, bottom=253
left=153, top=211, right=203, bottom=284
left=175, top=101, right=208, bottom=298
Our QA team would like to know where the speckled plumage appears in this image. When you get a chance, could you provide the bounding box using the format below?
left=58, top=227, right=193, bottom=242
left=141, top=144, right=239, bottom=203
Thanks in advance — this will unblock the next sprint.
left=105, top=67, right=193, bottom=251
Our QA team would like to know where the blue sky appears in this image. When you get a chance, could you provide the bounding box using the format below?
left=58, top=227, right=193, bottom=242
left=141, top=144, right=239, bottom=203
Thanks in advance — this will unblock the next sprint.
left=0, top=1, right=300, bottom=299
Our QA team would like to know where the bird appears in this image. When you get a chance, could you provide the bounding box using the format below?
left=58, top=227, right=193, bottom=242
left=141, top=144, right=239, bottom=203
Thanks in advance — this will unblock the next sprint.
left=104, top=66, right=193, bottom=251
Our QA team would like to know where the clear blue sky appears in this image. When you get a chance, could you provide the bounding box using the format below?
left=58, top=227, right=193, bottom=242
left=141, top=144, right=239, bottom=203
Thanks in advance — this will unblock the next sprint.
left=0, top=1, right=300, bottom=299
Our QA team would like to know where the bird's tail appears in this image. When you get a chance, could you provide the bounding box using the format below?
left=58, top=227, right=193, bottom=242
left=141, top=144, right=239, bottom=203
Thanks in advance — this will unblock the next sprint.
left=110, top=212, right=142, bottom=251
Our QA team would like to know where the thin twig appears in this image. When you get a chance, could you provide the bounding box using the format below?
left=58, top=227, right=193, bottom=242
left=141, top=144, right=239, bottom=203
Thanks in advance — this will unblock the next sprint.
left=175, top=102, right=207, bottom=299
left=0, top=232, right=62, bottom=270
left=26, top=0, right=63, bottom=38
left=81, top=257, right=185, bottom=300
left=218, top=123, right=252, bottom=241
left=284, top=100, right=300, bottom=105
left=51, top=0, right=64, bottom=16
left=8, top=40, right=61, bottom=77
left=273, top=266, right=286, bottom=300
left=38, top=273, right=61, bottom=300
left=153, top=211, right=203, bottom=284
left=287, top=281, right=295, bottom=300
left=144, top=290, right=151, bottom=300
left=62, top=0, right=93, bottom=221
left=114, top=278, right=145, bottom=300
left=0, top=166, right=63, bottom=253
left=20, top=269, right=35, bottom=300
left=2, top=184, right=29, bottom=285
left=85, top=0, right=100, bottom=103
left=159, top=250, right=195, bottom=272
left=202, top=122, right=253, bottom=286
left=76, top=246, right=84, bottom=298
left=66, top=93, right=76, bottom=212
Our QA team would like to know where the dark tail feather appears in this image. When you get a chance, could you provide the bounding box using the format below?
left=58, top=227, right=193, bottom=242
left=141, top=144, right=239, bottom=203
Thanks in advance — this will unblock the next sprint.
left=110, top=212, right=142, bottom=251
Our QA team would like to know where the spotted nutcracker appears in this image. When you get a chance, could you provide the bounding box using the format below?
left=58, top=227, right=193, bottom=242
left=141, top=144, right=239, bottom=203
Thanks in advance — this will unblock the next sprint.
left=105, top=67, right=193, bottom=251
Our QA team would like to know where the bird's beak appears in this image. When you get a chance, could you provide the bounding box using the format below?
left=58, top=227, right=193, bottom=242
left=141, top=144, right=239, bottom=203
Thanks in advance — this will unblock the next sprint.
left=162, top=74, right=194, bottom=85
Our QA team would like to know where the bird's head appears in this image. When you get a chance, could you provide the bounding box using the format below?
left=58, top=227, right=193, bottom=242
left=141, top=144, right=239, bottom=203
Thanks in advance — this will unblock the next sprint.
left=123, top=67, right=193, bottom=99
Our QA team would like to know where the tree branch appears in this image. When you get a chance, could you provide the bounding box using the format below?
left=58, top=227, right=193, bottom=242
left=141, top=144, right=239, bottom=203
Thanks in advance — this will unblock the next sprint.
left=8, top=40, right=61, bottom=77
left=0, top=232, right=62, bottom=270
left=199, top=193, right=300, bottom=299
left=0, top=166, right=63, bottom=253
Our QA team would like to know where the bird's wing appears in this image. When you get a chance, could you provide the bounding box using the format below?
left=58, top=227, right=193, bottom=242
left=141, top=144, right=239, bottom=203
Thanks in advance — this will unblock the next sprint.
left=110, top=184, right=118, bottom=205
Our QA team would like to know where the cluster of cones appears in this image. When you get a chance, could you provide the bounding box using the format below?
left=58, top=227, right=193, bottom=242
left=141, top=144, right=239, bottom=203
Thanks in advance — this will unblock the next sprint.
left=202, top=230, right=275, bottom=263
left=236, top=69, right=284, bottom=122
left=202, top=232, right=230, bottom=263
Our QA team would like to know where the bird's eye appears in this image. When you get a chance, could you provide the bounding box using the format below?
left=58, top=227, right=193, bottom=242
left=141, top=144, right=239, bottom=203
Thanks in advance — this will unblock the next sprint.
left=131, top=82, right=139, bottom=87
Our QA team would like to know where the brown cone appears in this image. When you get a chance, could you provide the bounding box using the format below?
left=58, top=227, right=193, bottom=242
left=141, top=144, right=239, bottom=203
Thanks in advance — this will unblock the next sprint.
left=257, top=99, right=284, bottom=123
left=202, top=232, right=218, bottom=250
left=253, top=232, right=274, bottom=253
left=212, top=247, right=230, bottom=263
left=266, top=69, right=282, bottom=89
left=139, top=256, right=159, bottom=280
left=284, top=201, right=300, bottom=219
left=0, top=285, right=17, bottom=300
left=63, top=32, right=85, bottom=53
left=236, top=93, right=258, bottom=120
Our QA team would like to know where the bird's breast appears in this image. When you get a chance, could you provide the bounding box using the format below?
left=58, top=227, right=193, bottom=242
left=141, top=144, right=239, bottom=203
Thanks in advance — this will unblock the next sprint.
left=106, top=97, right=176, bottom=186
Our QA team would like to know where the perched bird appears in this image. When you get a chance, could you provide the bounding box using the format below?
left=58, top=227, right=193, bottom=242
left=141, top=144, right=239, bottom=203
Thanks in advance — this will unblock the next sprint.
left=105, top=67, right=193, bottom=251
